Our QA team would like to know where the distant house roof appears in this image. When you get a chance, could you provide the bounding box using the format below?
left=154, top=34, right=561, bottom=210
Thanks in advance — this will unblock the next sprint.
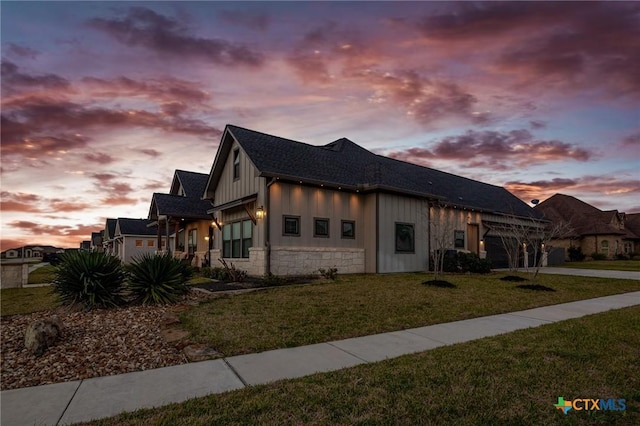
left=535, top=194, right=635, bottom=237
left=148, top=169, right=212, bottom=221
left=150, top=193, right=212, bottom=220
left=91, top=232, right=102, bottom=246
left=625, top=213, right=640, bottom=240
left=171, top=170, right=209, bottom=199
left=207, top=125, right=536, bottom=218
left=104, top=218, right=117, bottom=240
left=116, top=218, right=162, bottom=236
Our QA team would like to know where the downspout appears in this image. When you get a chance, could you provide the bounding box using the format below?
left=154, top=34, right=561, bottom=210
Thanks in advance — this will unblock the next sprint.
left=375, top=192, right=379, bottom=273
left=265, top=178, right=274, bottom=275
left=426, top=199, right=431, bottom=272
left=166, top=217, right=171, bottom=255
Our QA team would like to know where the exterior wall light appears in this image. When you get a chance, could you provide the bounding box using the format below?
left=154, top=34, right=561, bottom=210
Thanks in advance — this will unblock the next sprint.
left=256, top=206, right=265, bottom=220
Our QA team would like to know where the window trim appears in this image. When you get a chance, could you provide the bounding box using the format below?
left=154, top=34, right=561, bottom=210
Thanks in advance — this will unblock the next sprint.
left=454, top=230, right=465, bottom=249
left=314, top=217, right=330, bottom=238
left=233, top=148, right=240, bottom=180
left=222, top=219, right=253, bottom=259
left=395, top=222, right=415, bottom=254
left=341, top=220, right=355, bottom=239
left=283, top=215, right=301, bottom=237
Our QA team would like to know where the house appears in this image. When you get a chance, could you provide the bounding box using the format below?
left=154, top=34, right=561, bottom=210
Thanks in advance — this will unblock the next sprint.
left=148, top=170, right=214, bottom=267
left=90, top=232, right=103, bottom=252
left=1, top=245, right=62, bottom=259
left=112, top=218, right=166, bottom=264
left=102, top=218, right=117, bottom=256
left=202, top=125, right=540, bottom=275
left=80, top=241, right=91, bottom=251
left=535, top=194, right=640, bottom=259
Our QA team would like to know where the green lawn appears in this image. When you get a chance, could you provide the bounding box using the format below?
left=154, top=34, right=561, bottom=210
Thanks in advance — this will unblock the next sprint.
left=559, top=260, right=640, bottom=272
left=179, top=272, right=640, bottom=357
left=0, top=286, right=58, bottom=316
left=84, top=305, right=640, bottom=426
left=27, top=265, right=57, bottom=284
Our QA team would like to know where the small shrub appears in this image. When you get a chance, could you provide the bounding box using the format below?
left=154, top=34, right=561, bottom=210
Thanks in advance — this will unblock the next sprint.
left=52, top=251, right=126, bottom=309
left=318, top=267, right=338, bottom=280
left=591, top=252, right=607, bottom=261
left=218, top=258, right=247, bottom=282
left=127, top=253, right=189, bottom=305
left=443, top=252, right=492, bottom=274
left=568, top=246, right=586, bottom=262
left=208, top=267, right=230, bottom=281
left=615, top=253, right=628, bottom=260
left=262, top=273, right=286, bottom=287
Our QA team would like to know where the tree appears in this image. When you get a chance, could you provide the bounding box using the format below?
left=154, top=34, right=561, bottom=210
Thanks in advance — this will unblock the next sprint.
left=496, top=213, right=572, bottom=280
left=429, top=202, right=457, bottom=281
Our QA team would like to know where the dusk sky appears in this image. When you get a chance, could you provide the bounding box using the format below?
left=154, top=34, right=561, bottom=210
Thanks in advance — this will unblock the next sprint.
left=2, top=1, right=639, bottom=250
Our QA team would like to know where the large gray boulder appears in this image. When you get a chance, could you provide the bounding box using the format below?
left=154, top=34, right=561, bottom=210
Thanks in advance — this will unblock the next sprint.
left=24, top=317, right=63, bottom=356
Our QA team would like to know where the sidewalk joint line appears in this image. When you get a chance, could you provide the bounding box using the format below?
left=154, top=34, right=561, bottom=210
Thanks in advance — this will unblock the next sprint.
left=222, top=358, right=249, bottom=388
left=326, top=342, right=370, bottom=363
left=55, top=379, right=83, bottom=426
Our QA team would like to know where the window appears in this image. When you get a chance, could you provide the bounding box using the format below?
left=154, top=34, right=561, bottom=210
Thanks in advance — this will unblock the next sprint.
left=147, top=240, right=154, bottom=247
left=314, top=218, right=329, bottom=238
left=187, top=229, right=198, bottom=255
left=454, top=230, right=465, bottom=248
left=233, top=149, right=240, bottom=180
left=283, top=215, right=300, bottom=236
left=223, top=220, right=252, bottom=258
left=395, top=223, right=415, bottom=253
left=600, top=240, right=609, bottom=256
left=135, top=239, right=143, bottom=247
left=341, top=220, right=355, bottom=239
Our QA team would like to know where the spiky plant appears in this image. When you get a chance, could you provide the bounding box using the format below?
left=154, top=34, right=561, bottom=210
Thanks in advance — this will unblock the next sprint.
left=52, top=251, right=126, bottom=309
left=126, top=253, right=189, bottom=305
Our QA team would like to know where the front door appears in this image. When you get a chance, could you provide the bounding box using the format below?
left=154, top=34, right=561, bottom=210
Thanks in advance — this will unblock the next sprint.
left=467, top=224, right=479, bottom=254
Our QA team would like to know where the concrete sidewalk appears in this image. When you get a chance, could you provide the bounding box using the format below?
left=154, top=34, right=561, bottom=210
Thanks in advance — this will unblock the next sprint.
left=537, top=266, right=640, bottom=280
left=2, top=291, right=640, bottom=425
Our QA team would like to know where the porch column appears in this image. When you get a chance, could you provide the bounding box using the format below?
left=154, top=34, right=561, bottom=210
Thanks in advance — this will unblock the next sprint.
left=166, top=217, right=171, bottom=255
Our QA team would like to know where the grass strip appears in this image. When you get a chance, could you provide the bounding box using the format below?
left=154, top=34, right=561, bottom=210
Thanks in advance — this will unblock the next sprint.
left=179, top=272, right=640, bottom=357
left=84, top=305, right=640, bottom=425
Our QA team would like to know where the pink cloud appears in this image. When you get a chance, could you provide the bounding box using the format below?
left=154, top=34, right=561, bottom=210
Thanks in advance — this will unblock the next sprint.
left=87, top=7, right=264, bottom=67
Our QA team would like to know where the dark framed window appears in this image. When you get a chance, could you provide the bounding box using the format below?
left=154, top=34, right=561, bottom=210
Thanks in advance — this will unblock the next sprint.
left=314, top=218, right=329, bottom=238
left=395, top=223, right=415, bottom=253
left=283, top=215, right=300, bottom=236
left=341, top=220, right=355, bottom=239
left=222, top=220, right=252, bottom=258
left=454, top=230, right=465, bottom=248
left=233, top=149, right=240, bottom=180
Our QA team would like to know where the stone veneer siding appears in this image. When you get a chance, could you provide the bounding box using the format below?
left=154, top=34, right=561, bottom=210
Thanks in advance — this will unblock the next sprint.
left=270, top=246, right=365, bottom=276
left=209, top=247, right=267, bottom=277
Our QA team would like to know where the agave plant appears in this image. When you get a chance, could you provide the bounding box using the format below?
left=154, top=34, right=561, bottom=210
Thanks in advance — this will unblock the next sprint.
left=126, top=253, right=189, bottom=305
left=52, top=251, right=126, bottom=309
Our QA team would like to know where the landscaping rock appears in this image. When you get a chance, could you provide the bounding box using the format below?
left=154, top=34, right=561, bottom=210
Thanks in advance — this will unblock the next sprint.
left=24, top=317, right=63, bottom=356
left=183, top=344, right=220, bottom=362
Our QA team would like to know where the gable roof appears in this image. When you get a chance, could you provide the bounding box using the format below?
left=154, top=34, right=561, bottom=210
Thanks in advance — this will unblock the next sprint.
left=207, top=125, right=536, bottom=218
left=150, top=193, right=212, bottom=220
left=104, top=218, right=117, bottom=240
left=115, top=218, right=161, bottom=236
left=149, top=169, right=212, bottom=220
left=170, top=170, right=209, bottom=198
left=535, top=194, right=630, bottom=237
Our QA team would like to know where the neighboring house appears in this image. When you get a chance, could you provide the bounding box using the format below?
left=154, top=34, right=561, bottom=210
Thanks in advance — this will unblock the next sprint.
left=80, top=241, right=91, bottom=251
left=202, top=125, right=540, bottom=275
left=102, top=218, right=117, bottom=256
left=112, top=218, right=166, bottom=264
left=1, top=245, right=62, bottom=259
left=535, top=194, right=640, bottom=259
left=90, top=232, right=103, bottom=252
left=148, top=170, right=214, bottom=267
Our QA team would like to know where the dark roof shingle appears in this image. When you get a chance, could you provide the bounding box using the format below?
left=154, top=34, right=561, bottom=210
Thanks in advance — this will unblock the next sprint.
left=226, top=125, right=536, bottom=218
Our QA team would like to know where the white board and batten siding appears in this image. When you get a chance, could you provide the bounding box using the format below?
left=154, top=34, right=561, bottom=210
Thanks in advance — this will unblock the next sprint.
left=377, top=193, right=429, bottom=273
left=212, top=140, right=267, bottom=250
